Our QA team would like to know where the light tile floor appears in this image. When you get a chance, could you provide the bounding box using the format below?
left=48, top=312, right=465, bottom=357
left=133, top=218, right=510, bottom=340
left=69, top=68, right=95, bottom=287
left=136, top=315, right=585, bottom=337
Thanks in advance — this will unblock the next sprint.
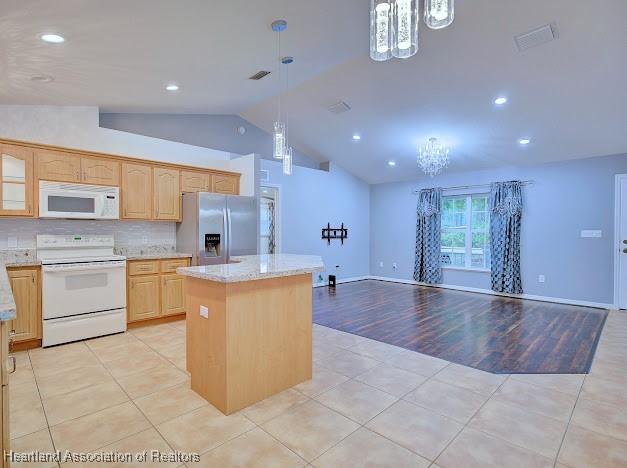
left=8, top=311, right=627, bottom=467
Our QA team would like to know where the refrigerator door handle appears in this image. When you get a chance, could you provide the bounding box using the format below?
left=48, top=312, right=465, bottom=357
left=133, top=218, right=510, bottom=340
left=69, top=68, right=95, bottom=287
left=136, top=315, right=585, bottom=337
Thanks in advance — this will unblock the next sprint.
left=223, top=207, right=229, bottom=262
left=226, top=207, right=232, bottom=260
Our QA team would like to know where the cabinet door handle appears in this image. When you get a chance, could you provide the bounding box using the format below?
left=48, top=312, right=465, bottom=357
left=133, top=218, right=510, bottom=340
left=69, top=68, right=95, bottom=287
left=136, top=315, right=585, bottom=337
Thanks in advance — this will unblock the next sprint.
left=8, top=356, right=16, bottom=374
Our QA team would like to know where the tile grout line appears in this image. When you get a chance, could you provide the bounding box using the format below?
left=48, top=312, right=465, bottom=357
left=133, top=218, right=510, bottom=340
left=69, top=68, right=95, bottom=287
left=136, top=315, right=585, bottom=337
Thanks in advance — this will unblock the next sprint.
left=24, top=348, right=61, bottom=468
left=431, top=374, right=513, bottom=466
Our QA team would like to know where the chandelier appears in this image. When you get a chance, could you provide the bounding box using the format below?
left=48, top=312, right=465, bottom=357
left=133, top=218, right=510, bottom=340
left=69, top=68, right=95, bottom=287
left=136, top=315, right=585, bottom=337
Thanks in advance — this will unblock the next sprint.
left=418, top=138, right=449, bottom=176
left=370, top=0, right=454, bottom=61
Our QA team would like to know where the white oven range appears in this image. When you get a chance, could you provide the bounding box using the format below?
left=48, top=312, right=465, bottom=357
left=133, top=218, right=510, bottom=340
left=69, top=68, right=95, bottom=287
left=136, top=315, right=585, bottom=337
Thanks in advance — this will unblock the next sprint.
left=37, top=234, right=127, bottom=347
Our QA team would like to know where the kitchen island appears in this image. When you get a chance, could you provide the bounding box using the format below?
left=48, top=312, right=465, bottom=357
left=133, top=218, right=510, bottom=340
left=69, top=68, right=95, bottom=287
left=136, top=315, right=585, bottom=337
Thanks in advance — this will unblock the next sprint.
left=177, top=254, right=324, bottom=415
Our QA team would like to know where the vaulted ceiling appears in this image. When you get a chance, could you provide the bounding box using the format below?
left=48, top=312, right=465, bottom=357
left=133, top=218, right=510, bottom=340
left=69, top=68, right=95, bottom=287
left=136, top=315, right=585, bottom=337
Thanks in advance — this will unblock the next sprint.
left=2, top=0, right=626, bottom=183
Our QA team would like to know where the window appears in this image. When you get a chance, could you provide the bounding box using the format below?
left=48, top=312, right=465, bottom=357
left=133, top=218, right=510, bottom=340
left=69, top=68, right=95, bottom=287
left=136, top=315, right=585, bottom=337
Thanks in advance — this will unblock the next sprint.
left=441, top=194, right=491, bottom=270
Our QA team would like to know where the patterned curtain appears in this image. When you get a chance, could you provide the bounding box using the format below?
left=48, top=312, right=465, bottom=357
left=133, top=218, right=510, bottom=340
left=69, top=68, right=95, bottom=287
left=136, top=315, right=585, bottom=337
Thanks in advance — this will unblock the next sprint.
left=414, top=188, right=443, bottom=284
left=267, top=200, right=276, bottom=254
left=490, top=181, right=523, bottom=294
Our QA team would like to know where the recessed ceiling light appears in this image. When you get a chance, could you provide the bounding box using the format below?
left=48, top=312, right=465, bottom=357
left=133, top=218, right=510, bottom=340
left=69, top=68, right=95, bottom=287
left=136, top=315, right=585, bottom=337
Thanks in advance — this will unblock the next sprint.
left=494, top=96, right=508, bottom=105
left=352, top=134, right=361, bottom=141
left=40, top=34, right=65, bottom=43
left=30, top=74, right=54, bottom=83
left=387, top=160, right=396, bottom=167
left=519, top=138, right=531, bottom=145
left=166, top=84, right=180, bottom=91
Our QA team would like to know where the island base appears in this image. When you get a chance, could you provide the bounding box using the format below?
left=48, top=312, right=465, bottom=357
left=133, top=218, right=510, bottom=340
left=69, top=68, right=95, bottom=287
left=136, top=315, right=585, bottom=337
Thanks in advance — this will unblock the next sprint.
left=185, top=274, right=313, bottom=415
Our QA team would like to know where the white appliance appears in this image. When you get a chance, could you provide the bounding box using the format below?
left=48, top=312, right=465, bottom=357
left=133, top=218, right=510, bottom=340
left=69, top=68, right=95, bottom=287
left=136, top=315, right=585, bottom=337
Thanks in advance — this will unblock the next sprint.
left=39, top=181, right=120, bottom=219
left=38, top=234, right=127, bottom=347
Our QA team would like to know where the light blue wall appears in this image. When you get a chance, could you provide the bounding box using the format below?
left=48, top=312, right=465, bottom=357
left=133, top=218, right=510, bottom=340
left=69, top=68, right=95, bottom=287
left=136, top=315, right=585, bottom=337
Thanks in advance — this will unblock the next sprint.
left=99, top=113, right=321, bottom=169
left=262, top=159, right=370, bottom=282
left=370, top=153, right=627, bottom=304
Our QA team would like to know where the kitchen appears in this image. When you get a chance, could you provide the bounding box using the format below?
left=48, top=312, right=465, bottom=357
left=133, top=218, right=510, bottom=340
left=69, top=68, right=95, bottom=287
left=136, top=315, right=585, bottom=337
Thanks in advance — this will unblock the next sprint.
left=0, top=136, right=323, bottom=463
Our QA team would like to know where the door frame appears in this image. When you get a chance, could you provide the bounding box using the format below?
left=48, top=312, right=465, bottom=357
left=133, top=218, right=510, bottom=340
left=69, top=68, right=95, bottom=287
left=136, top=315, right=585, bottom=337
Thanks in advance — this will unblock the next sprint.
left=260, top=183, right=282, bottom=254
left=614, top=174, right=627, bottom=309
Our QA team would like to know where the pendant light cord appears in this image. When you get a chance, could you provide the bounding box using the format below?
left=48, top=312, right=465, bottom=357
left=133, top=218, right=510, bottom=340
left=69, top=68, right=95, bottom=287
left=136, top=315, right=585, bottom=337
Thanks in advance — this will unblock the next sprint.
left=277, top=31, right=282, bottom=122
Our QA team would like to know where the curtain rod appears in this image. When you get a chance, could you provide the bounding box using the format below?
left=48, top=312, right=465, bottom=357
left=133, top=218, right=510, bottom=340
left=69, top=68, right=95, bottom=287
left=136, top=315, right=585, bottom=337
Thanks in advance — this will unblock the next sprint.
left=412, top=180, right=533, bottom=194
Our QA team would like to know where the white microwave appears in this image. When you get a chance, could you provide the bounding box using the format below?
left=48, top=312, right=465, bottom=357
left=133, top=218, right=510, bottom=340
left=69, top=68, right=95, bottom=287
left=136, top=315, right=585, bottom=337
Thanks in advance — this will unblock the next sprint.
left=39, top=181, right=120, bottom=219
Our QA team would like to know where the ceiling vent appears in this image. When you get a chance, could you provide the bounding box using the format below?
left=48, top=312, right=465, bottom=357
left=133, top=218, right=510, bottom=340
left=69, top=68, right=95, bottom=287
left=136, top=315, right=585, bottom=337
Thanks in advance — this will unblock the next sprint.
left=327, top=101, right=351, bottom=114
left=249, top=70, right=271, bottom=80
left=515, top=23, right=559, bottom=51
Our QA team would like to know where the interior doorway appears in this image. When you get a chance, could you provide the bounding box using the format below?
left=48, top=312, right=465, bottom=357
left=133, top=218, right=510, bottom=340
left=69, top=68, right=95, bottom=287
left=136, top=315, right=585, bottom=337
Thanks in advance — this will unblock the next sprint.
left=260, top=185, right=280, bottom=254
left=615, top=174, right=627, bottom=309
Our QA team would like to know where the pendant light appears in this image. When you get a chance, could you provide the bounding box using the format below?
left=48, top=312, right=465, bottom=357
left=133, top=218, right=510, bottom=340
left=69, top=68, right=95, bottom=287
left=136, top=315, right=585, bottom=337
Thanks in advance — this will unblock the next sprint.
left=370, top=1, right=418, bottom=61
left=282, top=56, right=293, bottom=175
left=370, top=1, right=392, bottom=61
left=391, top=0, right=418, bottom=59
left=271, top=20, right=287, bottom=160
left=424, top=0, right=454, bottom=30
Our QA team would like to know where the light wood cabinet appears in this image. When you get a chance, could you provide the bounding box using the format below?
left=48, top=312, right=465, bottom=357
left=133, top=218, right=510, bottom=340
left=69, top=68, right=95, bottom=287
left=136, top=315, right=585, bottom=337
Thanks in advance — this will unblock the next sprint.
left=7, top=268, right=40, bottom=343
left=181, top=171, right=211, bottom=193
left=81, top=158, right=120, bottom=186
left=121, top=163, right=152, bottom=219
left=0, top=145, right=34, bottom=217
left=162, top=274, right=185, bottom=316
left=0, top=138, right=241, bottom=220
left=154, top=168, right=180, bottom=220
left=127, top=257, right=190, bottom=324
left=36, top=150, right=81, bottom=183
left=128, top=275, right=161, bottom=322
left=212, top=174, right=239, bottom=195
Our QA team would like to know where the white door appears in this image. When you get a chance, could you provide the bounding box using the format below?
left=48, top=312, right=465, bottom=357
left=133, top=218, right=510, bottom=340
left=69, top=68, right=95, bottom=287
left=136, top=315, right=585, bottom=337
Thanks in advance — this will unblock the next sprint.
left=618, top=175, right=627, bottom=309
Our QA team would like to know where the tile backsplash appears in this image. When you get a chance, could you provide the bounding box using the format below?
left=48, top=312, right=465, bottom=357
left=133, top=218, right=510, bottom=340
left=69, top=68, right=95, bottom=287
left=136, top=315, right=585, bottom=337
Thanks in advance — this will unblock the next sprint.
left=0, top=219, right=176, bottom=251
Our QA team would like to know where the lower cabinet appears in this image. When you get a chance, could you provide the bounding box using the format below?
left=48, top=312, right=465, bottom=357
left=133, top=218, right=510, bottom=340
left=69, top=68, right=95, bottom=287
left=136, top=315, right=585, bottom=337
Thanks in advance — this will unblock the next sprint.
left=7, top=267, right=41, bottom=345
left=162, top=274, right=186, bottom=316
left=127, top=258, right=191, bottom=324
left=128, top=275, right=161, bottom=322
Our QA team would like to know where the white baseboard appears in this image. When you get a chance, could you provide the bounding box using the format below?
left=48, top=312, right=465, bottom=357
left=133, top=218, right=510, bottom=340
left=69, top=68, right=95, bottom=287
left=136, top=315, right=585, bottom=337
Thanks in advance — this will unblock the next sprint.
left=336, top=276, right=615, bottom=310
left=313, top=276, right=371, bottom=288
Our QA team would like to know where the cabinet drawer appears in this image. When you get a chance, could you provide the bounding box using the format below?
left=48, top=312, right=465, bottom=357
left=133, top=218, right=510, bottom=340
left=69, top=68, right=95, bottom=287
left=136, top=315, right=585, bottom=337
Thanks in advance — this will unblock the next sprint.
left=128, top=261, right=159, bottom=276
left=160, top=258, right=190, bottom=274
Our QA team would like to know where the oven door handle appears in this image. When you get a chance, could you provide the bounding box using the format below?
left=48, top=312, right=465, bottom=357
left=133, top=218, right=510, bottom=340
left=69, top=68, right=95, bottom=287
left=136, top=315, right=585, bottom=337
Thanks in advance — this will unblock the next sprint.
left=43, top=263, right=126, bottom=273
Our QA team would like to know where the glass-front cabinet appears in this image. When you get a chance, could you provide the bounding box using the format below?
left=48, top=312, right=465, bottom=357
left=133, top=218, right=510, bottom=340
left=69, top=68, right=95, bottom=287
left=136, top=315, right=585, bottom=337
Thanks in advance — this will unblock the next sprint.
left=0, top=145, right=34, bottom=216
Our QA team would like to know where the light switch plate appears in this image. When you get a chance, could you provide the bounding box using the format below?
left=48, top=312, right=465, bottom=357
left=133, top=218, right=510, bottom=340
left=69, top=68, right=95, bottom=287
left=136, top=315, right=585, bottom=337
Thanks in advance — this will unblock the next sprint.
left=199, top=305, right=209, bottom=318
left=581, top=230, right=602, bottom=238
left=7, top=237, right=18, bottom=249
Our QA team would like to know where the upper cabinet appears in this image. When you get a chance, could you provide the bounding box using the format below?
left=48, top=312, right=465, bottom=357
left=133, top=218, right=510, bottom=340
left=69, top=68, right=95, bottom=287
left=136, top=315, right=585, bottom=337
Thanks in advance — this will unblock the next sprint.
left=0, top=139, right=241, bottom=219
left=36, top=150, right=81, bottom=183
left=212, top=174, right=239, bottom=195
left=0, top=145, right=34, bottom=216
left=121, top=163, right=152, bottom=219
left=37, top=150, right=120, bottom=186
left=81, top=158, right=120, bottom=186
left=181, top=171, right=210, bottom=193
left=154, top=168, right=180, bottom=220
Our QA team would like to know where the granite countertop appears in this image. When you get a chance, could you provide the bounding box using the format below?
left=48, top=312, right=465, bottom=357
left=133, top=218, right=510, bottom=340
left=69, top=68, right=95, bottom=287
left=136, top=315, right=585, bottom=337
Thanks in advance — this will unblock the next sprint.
left=125, top=252, right=193, bottom=261
left=177, top=254, right=324, bottom=283
left=0, top=264, right=17, bottom=321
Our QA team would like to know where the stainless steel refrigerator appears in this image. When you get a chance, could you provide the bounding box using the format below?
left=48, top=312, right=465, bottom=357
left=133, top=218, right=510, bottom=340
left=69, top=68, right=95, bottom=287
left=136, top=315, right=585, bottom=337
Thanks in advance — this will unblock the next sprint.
left=177, top=193, right=258, bottom=266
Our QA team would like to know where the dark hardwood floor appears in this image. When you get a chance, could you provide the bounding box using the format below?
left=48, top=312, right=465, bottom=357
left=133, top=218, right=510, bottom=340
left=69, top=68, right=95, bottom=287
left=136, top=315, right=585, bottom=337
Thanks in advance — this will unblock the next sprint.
left=312, top=280, right=608, bottom=374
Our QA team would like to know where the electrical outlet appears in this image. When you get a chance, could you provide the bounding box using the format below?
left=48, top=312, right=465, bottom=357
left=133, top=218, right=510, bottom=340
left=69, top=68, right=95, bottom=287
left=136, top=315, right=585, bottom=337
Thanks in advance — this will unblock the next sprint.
left=7, top=237, right=18, bottom=249
left=392, top=262, right=398, bottom=270
left=581, top=230, right=602, bottom=238
left=379, top=261, right=383, bottom=268
left=538, top=275, right=546, bottom=283
left=199, top=305, right=209, bottom=318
